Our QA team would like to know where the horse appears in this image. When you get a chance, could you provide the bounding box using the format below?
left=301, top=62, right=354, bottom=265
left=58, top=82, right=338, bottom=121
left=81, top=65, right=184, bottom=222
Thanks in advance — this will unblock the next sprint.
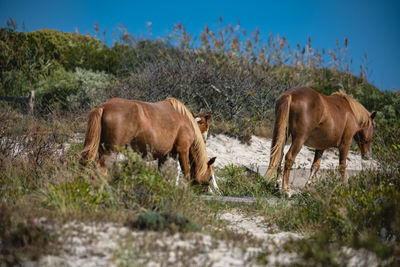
left=192, top=113, right=212, bottom=142
left=264, top=87, right=376, bottom=197
left=80, top=97, right=218, bottom=188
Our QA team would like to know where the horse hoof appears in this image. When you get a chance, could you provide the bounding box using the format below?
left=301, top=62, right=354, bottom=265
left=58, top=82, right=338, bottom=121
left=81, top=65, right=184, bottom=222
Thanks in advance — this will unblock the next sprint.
left=272, top=186, right=281, bottom=195
left=284, top=191, right=292, bottom=198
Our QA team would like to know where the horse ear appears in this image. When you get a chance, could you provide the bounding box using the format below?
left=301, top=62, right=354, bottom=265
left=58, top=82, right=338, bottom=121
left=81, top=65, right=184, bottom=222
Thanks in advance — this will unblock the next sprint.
left=192, top=112, right=198, bottom=118
left=205, top=113, right=213, bottom=121
left=208, top=157, right=216, bottom=166
left=370, top=111, right=377, bottom=120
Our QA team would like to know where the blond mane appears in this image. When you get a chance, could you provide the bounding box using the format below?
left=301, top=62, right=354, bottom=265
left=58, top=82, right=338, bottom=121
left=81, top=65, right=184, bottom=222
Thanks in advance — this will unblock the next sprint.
left=166, top=98, right=208, bottom=176
left=332, top=90, right=372, bottom=126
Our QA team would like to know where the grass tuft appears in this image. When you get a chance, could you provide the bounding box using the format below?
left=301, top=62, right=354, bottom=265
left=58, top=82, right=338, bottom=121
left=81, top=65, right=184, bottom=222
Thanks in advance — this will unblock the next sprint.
left=128, top=211, right=200, bottom=233
left=0, top=203, right=56, bottom=264
left=217, top=165, right=275, bottom=197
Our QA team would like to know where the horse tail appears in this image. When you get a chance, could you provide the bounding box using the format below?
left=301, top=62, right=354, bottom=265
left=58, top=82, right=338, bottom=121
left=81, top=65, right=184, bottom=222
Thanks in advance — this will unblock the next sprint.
left=80, top=107, right=104, bottom=166
left=264, top=94, right=291, bottom=182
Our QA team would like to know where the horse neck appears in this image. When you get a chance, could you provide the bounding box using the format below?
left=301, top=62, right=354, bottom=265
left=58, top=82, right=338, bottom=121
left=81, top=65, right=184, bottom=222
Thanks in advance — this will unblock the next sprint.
left=190, top=147, right=207, bottom=182
left=166, top=97, right=208, bottom=178
left=333, top=92, right=370, bottom=127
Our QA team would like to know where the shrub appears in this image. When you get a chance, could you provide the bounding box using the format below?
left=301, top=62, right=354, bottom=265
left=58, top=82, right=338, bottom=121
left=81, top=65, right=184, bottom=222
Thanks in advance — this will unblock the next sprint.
left=217, top=165, right=275, bottom=197
left=275, top=170, right=400, bottom=262
left=0, top=28, right=120, bottom=97
left=357, top=85, right=400, bottom=128
left=0, top=203, right=55, bottom=265
left=35, top=67, right=111, bottom=113
left=4, top=23, right=399, bottom=138
left=66, top=67, right=112, bottom=110
left=41, top=176, right=112, bottom=214
left=0, top=69, right=31, bottom=97
left=128, top=211, right=200, bottom=232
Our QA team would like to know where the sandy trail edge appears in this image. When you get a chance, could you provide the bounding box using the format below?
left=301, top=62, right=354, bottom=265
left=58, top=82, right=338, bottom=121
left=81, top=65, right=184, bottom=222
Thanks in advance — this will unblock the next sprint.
left=20, top=134, right=380, bottom=266
left=206, top=134, right=377, bottom=171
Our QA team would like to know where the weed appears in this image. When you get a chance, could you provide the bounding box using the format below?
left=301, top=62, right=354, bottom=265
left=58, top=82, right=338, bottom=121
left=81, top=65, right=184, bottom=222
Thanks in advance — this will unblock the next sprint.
left=217, top=165, right=275, bottom=196
left=0, top=203, right=56, bottom=265
left=2, top=18, right=400, bottom=265
left=128, top=211, right=200, bottom=232
left=40, top=175, right=112, bottom=214
left=269, top=170, right=400, bottom=263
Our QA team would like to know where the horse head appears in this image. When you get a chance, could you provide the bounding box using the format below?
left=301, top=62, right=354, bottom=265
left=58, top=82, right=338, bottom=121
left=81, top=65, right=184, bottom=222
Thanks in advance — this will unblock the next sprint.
left=194, top=156, right=217, bottom=184
left=193, top=112, right=212, bottom=142
left=354, top=111, right=377, bottom=159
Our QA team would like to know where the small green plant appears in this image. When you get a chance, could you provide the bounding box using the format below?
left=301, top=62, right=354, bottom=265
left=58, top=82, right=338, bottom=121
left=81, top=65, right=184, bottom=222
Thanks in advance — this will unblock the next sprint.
left=109, top=148, right=214, bottom=226
left=128, top=211, right=200, bottom=232
left=284, top=231, right=341, bottom=266
left=217, top=165, right=275, bottom=196
left=272, top=170, right=400, bottom=263
left=41, top=176, right=112, bottom=214
left=0, top=203, right=56, bottom=265
left=110, top=149, right=176, bottom=211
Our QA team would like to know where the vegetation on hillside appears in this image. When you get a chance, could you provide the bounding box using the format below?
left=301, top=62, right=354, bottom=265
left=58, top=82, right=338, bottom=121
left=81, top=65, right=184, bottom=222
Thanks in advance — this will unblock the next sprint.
left=1, top=19, right=399, bottom=264
left=1, top=20, right=399, bottom=130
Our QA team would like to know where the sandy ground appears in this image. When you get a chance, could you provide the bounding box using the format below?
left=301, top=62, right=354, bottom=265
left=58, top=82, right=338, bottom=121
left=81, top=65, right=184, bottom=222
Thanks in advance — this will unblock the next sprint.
left=14, top=134, right=379, bottom=266
left=206, top=134, right=377, bottom=171
left=30, top=211, right=377, bottom=267
left=206, top=134, right=377, bottom=190
left=32, top=218, right=301, bottom=266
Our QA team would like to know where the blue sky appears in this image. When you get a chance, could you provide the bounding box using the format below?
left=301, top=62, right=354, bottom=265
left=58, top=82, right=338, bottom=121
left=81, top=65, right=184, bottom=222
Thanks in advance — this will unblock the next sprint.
left=1, top=0, right=399, bottom=91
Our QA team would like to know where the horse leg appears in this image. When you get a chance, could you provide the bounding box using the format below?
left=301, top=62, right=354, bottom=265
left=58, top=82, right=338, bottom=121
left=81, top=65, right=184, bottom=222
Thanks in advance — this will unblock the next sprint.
left=157, top=156, right=167, bottom=169
left=175, top=159, right=181, bottom=186
left=170, top=155, right=183, bottom=186
left=177, top=148, right=191, bottom=182
left=97, top=144, right=117, bottom=176
left=282, top=138, right=305, bottom=197
left=305, top=149, right=324, bottom=187
left=275, top=153, right=284, bottom=191
left=339, top=144, right=350, bottom=183
left=97, top=150, right=110, bottom=175
left=209, top=173, right=221, bottom=195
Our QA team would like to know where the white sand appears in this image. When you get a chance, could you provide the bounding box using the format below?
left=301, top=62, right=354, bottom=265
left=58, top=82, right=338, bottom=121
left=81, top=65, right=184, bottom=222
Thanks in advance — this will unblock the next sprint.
left=206, top=134, right=377, bottom=171
left=24, top=134, right=380, bottom=267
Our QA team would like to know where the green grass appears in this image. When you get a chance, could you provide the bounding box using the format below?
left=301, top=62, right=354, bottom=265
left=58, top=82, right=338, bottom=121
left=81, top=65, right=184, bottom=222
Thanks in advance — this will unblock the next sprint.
left=2, top=20, right=400, bottom=265
left=251, top=170, right=400, bottom=264
left=1, top=101, right=400, bottom=265
left=216, top=165, right=275, bottom=197
left=128, top=211, right=200, bottom=232
left=2, top=145, right=400, bottom=265
left=0, top=141, right=224, bottom=262
left=0, top=203, right=57, bottom=265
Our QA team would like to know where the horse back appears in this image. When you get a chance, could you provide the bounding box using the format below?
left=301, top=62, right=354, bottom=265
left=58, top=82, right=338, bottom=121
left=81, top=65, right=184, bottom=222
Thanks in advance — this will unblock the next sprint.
left=285, top=87, right=356, bottom=149
left=285, top=87, right=326, bottom=129
left=99, top=98, right=194, bottom=155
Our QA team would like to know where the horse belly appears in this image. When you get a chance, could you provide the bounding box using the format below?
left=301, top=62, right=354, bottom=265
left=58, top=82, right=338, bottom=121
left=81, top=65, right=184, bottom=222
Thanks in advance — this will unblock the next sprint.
left=133, top=131, right=175, bottom=156
left=304, top=128, right=341, bottom=149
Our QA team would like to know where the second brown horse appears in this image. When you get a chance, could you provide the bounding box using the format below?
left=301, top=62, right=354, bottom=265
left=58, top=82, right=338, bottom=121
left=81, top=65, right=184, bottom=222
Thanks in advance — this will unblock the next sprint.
left=264, top=87, right=376, bottom=197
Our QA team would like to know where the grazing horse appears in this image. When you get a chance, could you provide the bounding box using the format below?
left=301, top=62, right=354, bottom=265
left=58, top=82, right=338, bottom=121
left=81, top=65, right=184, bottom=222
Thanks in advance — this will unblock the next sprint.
left=264, top=87, right=376, bottom=197
left=193, top=113, right=212, bottom=142
left=80, top=97, right=218, bottom=187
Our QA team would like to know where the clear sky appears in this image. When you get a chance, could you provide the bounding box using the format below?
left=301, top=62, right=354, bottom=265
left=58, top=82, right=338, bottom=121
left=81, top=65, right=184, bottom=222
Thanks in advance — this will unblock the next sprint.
left=1, top=0, right=399, bottom=91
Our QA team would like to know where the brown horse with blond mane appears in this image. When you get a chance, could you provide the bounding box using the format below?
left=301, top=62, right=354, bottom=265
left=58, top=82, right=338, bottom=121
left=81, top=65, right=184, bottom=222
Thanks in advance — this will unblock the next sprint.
left=80, top=97, right=218, bottom=187
left=264, top=87, right=376, bottom=197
